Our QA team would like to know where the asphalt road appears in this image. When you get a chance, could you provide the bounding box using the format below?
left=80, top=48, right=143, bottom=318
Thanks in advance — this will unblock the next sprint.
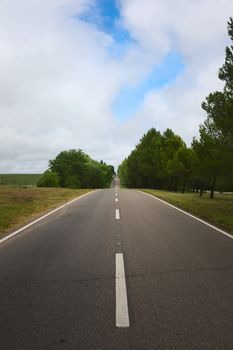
left=0, top=185, right=233, bottom=349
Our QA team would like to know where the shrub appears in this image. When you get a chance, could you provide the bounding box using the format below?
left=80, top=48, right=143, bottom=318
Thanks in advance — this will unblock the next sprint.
left=37, top=171, right=59, bottom=187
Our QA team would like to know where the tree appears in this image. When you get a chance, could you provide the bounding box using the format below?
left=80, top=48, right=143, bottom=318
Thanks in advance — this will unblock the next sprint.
left=218, top=18, right=233, bottom=96
left=49, top=149, right=87, bottom=188
left=198, top=17, right=233, bottom=197
left=41, top=149, right=114, bottom=189
left=202, top=18, right=233, bottom=149
left=118, top=159, right=129, bottom=187
left=160, top=129, right=185, bottom=191
left=168, top=146, right=195, bottom=193
left=118, top=128, right=191, bottom=191
left=64, top=175, right=81, bottom=189
left=192, top=119, right=231, bottom=198
left=37, top=170, right=59, bottom=187
left=135, top=129, right=163, bottom=188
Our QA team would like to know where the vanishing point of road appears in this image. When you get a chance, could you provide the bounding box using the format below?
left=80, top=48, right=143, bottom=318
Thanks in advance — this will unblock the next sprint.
left=0, top=178, right=233, bottom=349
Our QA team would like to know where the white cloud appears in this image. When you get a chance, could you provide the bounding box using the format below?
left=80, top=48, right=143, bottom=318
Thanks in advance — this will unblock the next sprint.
left=0, top=0, right=232, bottom=172
left=119, top=0, right=232, bottom=146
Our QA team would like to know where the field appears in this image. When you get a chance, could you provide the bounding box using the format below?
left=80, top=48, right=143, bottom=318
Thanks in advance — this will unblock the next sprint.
left=0, top=187, right=93, bottom=237
left=141, top=189, right=233, bottom=235
left=0, top=174, right=42, bottom=186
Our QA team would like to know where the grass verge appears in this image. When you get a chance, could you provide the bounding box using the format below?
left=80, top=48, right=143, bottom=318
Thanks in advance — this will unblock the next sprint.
left=141, top=189, right=233, bottom=235
left=0, top=186, right=93, bottom=237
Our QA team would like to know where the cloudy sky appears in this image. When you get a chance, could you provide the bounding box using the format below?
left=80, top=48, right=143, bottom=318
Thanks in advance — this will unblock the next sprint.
left=0, top=0, right=232, bottom=173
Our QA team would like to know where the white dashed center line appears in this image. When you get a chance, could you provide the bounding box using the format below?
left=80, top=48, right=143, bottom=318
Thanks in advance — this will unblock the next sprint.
left=115, top=253, right=130, bottom=328
left=115, top=209, right=120, bottom=220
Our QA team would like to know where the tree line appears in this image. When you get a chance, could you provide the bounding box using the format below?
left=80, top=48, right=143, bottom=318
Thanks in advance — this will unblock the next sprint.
left=118, top=18, right=233, bottom=198
left=38, top=149, right=114, bottom=189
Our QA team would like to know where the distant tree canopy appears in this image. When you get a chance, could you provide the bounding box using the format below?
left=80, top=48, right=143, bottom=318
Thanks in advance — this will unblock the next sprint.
left=118, top=18, right=233, bottom=198
left=38, top=149, right=114, bottom=189
left=118, top=128, right=195, bottom=193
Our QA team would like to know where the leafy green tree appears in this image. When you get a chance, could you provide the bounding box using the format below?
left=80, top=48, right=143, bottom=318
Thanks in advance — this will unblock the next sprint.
left=98, top=162, right=115, bottom=187
left=37, top=170, right=59, bottom=187
left=84, top=163, right=104, bottom=188
left=49, top=149, right=87, bottom=188
left=64, top=175, right=81, bottom=189
left=42, top=149, right=114, bottom=189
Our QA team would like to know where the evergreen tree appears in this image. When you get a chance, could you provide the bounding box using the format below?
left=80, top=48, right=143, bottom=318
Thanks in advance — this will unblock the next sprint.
left=202, top=18, right=233, bottom=149
left=197, top=17, right=233, bottom=197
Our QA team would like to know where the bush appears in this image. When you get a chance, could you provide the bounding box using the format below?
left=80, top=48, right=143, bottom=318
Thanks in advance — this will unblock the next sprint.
left=37, top=171, right=59, bottom=187
left=64, top=175, right=81, bottom=189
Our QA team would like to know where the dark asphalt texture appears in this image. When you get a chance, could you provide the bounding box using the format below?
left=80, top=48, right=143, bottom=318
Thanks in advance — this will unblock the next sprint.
left=0, top=186, right=233, bottom=349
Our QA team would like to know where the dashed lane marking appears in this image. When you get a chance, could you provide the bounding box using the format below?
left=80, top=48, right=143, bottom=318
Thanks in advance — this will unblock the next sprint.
left=115, top=253, right=130, bottom=328
left=115, top=209, right=120, bottom=220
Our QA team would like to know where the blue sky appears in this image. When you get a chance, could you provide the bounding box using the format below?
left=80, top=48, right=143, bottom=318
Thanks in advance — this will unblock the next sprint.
left=112, top=52, right=185, bottom=120
left=79, top=0, right=185, bottom=121
left=79, top=0, right=132, bottom=43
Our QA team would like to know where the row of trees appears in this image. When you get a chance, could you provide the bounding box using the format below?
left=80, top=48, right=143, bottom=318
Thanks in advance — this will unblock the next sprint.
left=118, top=18, right=233, bottom=198
left=118, top=128, right=195, bottom=193
left=38, top=149, right=114, bottom=189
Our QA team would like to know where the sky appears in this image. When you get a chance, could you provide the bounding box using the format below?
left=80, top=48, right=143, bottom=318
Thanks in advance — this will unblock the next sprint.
left=0, top=0, right=233, bottom=173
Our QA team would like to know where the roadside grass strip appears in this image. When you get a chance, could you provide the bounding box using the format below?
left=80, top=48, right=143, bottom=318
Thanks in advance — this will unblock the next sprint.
left=0, top=189, right=95, bottom=244
left=140, top=190, right=233, bottom=240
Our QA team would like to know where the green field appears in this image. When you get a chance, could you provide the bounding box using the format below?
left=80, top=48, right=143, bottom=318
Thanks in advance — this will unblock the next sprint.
left=0, top=174, right=42, bottom=186
left=141, top=189, right=233, bottom=235
left=0, top=186, right=93, bottom=237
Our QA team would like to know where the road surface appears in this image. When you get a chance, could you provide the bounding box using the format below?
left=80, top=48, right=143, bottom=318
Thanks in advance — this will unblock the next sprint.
left=0, top=187, right=233, bottom=349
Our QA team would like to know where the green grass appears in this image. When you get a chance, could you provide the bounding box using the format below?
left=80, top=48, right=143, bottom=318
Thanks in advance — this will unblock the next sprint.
left=141, top=189, right=233, bottom=235
left=0, top=174, right=42, bottom=186
left=0, top=187, right=93, bottom=237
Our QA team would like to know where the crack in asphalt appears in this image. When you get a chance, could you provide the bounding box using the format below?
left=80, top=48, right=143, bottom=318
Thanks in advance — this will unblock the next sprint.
left=2, top=265, right=233, bottom=287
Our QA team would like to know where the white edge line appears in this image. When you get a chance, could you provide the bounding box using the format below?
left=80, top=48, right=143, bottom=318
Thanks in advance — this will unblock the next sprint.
left=115, top=253, right=130, bottom=328
left=137, top=190, right=233, bottom=240
left=116, top=198, right=119, bottom=202
left=0, top=190, right=98, bottom=245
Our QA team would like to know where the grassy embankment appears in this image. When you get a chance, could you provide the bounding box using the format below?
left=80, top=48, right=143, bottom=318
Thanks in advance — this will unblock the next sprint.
left=0, top=186, right=93, bottom=237
left=141, top=189, right=233, bottom=235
